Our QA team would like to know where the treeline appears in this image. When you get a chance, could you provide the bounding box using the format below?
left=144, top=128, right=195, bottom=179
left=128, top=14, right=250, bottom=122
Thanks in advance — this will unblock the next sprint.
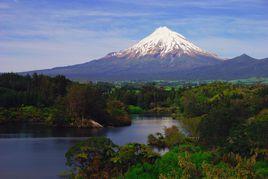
left=111, top=83, right=183, bottom=114
left=0, top=73, right=70, bottom=107
left=0, top=73, right=188, bottom=127
left=0, top=73, right=130, bottom=127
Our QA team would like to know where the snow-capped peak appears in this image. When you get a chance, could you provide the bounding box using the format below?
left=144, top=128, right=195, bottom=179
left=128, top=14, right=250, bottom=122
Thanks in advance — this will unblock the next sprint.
left=114, top=26, right=217, bottom=58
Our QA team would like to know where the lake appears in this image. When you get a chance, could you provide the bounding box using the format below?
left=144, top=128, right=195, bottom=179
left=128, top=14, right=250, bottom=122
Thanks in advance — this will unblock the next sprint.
left=0, top=116, right=187, bottom=179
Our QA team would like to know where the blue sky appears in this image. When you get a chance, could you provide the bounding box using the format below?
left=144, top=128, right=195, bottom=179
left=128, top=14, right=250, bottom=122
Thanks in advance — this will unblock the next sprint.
left=0, top=0, right=268, bottom=72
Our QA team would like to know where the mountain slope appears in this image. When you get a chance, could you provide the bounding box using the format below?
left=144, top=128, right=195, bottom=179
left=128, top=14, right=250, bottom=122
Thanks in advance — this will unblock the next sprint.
left=113, top=26, right=217, bottom=58
left=23, top=27, right=268, bottom=81
left=184, top=54, right=268, bottom=80
left=24, top=27, right=223, bottom=80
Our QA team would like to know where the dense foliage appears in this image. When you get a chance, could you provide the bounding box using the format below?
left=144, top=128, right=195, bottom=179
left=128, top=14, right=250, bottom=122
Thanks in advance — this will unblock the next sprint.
left=177, top=82, right=268, bottom=156
left=65, top=137, right=159, bottom=178
left=63, top=82, right=267, bottom=178
left=148, top=126, right=185, bottom=148
left=0, top=73, right=130, bottom=127
left=0, top=73, right=188, bottom=127
left=126, top=144, right=267, bottom=178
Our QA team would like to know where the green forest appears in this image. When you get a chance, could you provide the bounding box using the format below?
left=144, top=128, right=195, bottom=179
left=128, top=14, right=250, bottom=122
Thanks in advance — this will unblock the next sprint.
left=0, top=73, right=267, bottom=178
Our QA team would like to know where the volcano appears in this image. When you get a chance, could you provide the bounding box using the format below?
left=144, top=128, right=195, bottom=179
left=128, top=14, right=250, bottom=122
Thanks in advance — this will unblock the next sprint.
left=24, top=27, right=268, bottom=81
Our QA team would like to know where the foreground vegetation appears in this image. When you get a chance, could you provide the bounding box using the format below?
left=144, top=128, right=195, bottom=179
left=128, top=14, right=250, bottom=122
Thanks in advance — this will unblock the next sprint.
left=65, top=133, right=267, bottom=178
left=64, top=80, right=268, bottom=178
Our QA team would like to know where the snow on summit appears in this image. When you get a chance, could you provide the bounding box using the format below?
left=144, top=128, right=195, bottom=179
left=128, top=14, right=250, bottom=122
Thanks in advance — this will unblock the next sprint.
left=114, top=26, right=217, bottom=59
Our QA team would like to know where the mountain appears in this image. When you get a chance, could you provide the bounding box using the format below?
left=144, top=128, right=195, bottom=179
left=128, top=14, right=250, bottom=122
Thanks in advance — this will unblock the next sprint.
left=23, top=27, right=268, bottom=81
left=185, top=54, right=268, bottom=80
left=110, top=26, right=218, bottom=59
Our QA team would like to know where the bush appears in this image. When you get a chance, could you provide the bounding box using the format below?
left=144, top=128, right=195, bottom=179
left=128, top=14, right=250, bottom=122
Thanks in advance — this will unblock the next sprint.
left=127, top=105, right=144, bottom=114
left=147, top=126, right=185, bottom=148
left=18, top=106, right=44, bottom=122
left=147, top=133, right=165, bottom=148
left=226, top=109, right=268, bottom=156
left=179, top=115, right=203, bottom=136
left=111, top=143, right=159, bottom=173
left=65, top=137, right=118, bottom=178
left=125, top=163, right=156, bottom=179
left=125, top=143, right=264, bottom=179
left=0, top=108, right=9, bottom=123
left=247, top=109, right=268, bottom=148
left=44, top=107, right=71, bottom=126
left=255, top=161, right=268, bottom=178
left=154, top=147, right=182, bottom=177
left=164, top=126, right=185, bottom=148
left=106, top=99, right=131, bottom=126
left=65, top=137, right=159, bottom=178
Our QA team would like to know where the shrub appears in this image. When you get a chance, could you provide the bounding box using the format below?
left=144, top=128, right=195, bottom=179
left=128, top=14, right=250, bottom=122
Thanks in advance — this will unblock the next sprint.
left=147, top=126, right=185, bottom=148
left=106, top=99, right=131, bottom=126
left=164, top=126, right=185, bottom=148
left=255, top=161, right=268, bottom=178
left=125, top=163, right=156, bottom=179
left=147, top=133, right=165, bottom=148
left=127, top=105, right=144, bottom=114
left=65, top=137, right=118, bottom=178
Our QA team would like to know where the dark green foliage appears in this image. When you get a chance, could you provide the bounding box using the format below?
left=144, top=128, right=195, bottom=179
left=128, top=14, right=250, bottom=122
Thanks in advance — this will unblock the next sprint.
left=147, top=133, right=166, bottom=148
left=124, top=163, right=156, bottom=179
left=111, top=143, right=159, bottom=173
left=153, top=147, right=182, bottom=177
left=62, top=81, right=268, bottom=178
left=106, top=99, right=131, bottom=126
left=65, top=137, right=159, bottom=178
left=127, top=105, right=144, bottom=114
left=65, top=137, right=118, bottom=178
left=147, top=126, right=185, bottom=148
left=125, top=143, right=265, bottom=178
left=255, top=161, right=268, bottom=178
left=126, top=144, right=210, bottom=178
left=112, top=83, right=183, bottom=114
left=66, top=84, right=108, bottom=124
left=0, top=73, right=71, bottom=107
left=0, top=73, right=130, bottom=127
left=180, top=82, right=233, bottom=117
left=164, top=126, right=185, bottom=148
left=225, top=109, right=268, bottom=156
left=247, top=109, right=268, bottom=148
left=177, top=82, right=268, bottom=153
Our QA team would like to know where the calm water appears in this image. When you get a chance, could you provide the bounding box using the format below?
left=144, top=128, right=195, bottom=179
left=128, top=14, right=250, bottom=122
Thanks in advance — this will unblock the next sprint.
left=0, top=116, right=187, bottom=179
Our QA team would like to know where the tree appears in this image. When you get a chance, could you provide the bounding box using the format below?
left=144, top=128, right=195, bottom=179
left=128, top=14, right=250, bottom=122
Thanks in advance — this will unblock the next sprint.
left=164, top=126, right=185, bottom=148
left=111, top=143, right=159, bottom=173
left=147, top=126, right=185, bottom=148
left=66, top=84, right=90, bottom=119
left=106, top=99, right=131, bottom=126
left=65, top=137, right=118, bottom=178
